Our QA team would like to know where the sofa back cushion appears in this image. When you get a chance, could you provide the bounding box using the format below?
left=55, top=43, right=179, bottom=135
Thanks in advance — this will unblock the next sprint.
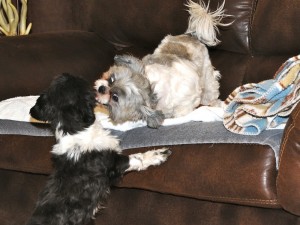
left=5, top=0, right=300, bottom=100
left=251, top=0, right=300, bottom=55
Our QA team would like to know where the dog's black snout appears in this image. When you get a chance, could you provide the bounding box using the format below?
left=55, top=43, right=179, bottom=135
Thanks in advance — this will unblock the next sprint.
left=98, top=85, right=106, bottom=94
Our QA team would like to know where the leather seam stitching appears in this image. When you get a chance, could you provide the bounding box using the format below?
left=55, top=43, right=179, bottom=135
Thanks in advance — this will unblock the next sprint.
left=194, top=195, right=278, bottom=204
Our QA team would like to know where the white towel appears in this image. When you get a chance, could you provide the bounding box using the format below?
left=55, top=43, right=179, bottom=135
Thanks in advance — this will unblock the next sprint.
left=0, top=96, right=224, bottom=131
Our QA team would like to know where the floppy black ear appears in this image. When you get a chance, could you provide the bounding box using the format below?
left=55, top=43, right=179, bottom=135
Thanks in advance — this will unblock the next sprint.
left=30, top=93, right=56, bottom=122
left=140, top=106, right=165, bottom=128
left=59, top=103, right=96, bottom=135
left=114, top=55, right=144, bottom=74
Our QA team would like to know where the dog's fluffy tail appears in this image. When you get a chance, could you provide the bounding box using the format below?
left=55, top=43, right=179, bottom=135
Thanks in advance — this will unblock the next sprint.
left=185, top=0, right=232, bottom=46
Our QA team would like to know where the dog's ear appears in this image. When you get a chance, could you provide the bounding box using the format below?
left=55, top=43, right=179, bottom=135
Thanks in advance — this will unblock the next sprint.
left=114, top=55, right=144, bottom=74
left=140, top=106, right=165, bottom=128
left=59, top=103, right=96, bottom=135
left=30, top=93, right=56, bottom=122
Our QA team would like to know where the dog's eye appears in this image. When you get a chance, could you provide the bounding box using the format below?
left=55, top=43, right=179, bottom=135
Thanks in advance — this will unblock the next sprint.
left=108, top=74, right=115, bottom=85
left=111, top=93, right=119, bottom=102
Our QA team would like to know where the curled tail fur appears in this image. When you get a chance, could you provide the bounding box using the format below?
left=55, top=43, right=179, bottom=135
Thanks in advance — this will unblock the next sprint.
left=185, top=0, right=232, bottom=46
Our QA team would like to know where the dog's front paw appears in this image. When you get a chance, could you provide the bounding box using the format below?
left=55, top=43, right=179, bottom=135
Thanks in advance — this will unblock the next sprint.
left=146, top=110, right=165, bottom=129
left=126, top=148, right=171, bottom=172
left=144, top=148, right=172, bottom=167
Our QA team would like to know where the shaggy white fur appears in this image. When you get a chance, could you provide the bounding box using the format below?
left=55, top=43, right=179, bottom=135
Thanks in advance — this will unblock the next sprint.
left=94, top=1, right=231, bottom=128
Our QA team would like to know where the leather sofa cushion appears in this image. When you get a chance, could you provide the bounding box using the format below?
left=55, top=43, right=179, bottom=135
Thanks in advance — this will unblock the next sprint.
left=0, top=120, right=281, bottom=207
left=0, top=171, right=295, bottom=225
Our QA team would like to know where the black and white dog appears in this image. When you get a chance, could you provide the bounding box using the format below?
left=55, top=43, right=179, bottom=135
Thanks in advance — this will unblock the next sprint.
left=27, top=73, right=171, bottom=225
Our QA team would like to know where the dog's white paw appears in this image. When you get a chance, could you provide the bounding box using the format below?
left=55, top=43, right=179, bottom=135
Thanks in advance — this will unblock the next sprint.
left=126, top=148, right=171, bottom=172
left=142, top=148, right=171, bottom=167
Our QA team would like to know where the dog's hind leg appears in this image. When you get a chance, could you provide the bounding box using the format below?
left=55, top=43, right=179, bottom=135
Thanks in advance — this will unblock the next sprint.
left=125, top=148, right=171, bottom=172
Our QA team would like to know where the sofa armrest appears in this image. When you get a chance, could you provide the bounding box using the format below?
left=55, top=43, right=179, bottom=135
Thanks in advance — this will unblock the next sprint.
left=277, top=102, right=300, bottom=215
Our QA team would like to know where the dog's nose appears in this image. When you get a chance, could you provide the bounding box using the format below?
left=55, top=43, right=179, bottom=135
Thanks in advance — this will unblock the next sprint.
left=98, top=85, right=106, bottom=94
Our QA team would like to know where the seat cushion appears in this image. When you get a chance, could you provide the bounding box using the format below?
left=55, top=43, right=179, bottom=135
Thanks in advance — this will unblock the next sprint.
left=0, top=119, right=282, bottom=207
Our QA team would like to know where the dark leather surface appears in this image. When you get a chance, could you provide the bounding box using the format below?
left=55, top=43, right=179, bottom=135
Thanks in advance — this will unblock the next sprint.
left=0, top=171, right=297, bottom=225
left=277, top=103, right=300, bottom=215
left=26, top=0, right=90, bottom=33
left=252, top=0, right=300, bottom=55
left=209, top=0, right=255, bottom=54
left=0, top=0, right=300, bottom=222
left=0, top=170, right=47, bottom=225
left=119, top=144, right=279, bottom=208
left=89, top=0, right=188, bottom=51
left=210, top=52, right=294, bottom=100
left=0, top=134, right=279, bottom=208
left=0, top=135, right=54, bottom=174
left=0, top=31, right=115, bottom=100
left=94, top=188, right=298, bottom=225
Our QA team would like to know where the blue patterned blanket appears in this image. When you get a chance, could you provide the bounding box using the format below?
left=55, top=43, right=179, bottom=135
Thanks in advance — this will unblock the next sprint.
left=223, top=55, right=300, bottom=135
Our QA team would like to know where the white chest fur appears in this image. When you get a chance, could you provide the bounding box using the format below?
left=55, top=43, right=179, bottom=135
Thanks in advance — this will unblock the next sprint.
left=52, top=122, right=120, bottom=161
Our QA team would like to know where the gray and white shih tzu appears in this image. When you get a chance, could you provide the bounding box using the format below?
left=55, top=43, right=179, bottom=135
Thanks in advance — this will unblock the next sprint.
left=95, top=0, right=231, bottom=128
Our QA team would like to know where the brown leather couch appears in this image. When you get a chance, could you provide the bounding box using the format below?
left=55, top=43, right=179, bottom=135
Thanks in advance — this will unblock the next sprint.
left=0, top=0, right=300, bottom=224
